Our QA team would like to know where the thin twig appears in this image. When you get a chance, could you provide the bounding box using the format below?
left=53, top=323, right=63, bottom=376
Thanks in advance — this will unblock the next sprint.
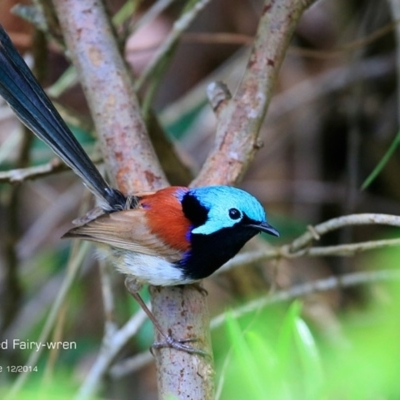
left=218, top=213, right=400, bottom=274
left=134, top=0, right=213, bottom=91
left=289, top=213, right=400, bottom=253
left=130, top=0, right=176, bottom=35
left=211, top=269, right=400, bottom=330
left=75, top=308, right=147, bottom=400
left=0, top=158, right=65, bottom=183
left=128, top=18, right=400, bottom=58
left=99, top=260, right=118, bottom=338
left=108, top=350, right=153, bottom=379
left=0, top=154, right=102, bottom=184
left=288, top=238, right=400, bottom=257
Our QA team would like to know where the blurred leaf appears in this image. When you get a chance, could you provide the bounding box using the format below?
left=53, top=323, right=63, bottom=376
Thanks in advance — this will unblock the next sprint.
left=276, top=301, right=302, bottom=370
left=164, top=103, right=206, bottom=140
left=225, top=313, right=266, bottom=400
left=221, top=303, right=321, bottom=400
left=292, top=317, right=324, bottom=398
left=361, top=129, right=400, bottom=190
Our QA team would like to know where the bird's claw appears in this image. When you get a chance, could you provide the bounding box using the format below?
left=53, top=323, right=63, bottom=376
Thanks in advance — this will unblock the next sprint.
left=151, top=336, right=209, bottom=357
left=191, top=282, right=208, bottom=296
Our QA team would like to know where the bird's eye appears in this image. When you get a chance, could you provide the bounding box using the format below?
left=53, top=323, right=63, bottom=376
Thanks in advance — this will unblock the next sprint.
left=228, top=208, right=241, bottom=220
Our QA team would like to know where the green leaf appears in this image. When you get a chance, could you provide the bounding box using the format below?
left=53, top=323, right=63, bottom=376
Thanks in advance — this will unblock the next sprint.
left=293, top=317, right=324, bottom=397
left=361, top=129, right=400, bottom=190
left=276, top=301, right=302, bottom=370
left=224, top=313, right=266, bottom=400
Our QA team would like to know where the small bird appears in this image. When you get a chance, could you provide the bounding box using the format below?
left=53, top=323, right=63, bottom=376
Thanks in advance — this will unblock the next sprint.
left=0, top=26, right=278, bottom=353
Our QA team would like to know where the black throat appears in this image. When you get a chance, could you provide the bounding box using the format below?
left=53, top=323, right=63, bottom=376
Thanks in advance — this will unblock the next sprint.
left=178, top=226, right=259, bottom=281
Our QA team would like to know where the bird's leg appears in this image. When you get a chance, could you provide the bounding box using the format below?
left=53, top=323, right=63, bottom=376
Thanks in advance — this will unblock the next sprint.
left=124, top=277, right=207, bottom=356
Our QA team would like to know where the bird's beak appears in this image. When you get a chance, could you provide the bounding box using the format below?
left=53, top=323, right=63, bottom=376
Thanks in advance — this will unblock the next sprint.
left=248, top=221, right=280, bottom=237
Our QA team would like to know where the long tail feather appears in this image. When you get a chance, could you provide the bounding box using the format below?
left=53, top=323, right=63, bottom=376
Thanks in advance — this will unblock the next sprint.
left=0, top=25, right=126, bottom=210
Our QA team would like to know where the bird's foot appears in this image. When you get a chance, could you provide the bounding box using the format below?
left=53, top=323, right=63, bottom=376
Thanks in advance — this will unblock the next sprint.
left=190, top=282, right=208, bottom=296
left=152, top=336, right=209, bottom=358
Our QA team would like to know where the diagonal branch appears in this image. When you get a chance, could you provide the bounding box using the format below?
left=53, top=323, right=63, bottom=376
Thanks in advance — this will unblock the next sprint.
left=193, top=0, right=318, bottom=186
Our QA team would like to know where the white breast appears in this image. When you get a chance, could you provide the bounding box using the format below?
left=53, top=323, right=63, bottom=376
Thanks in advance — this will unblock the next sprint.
left=96, top=246, right=192, bottom=286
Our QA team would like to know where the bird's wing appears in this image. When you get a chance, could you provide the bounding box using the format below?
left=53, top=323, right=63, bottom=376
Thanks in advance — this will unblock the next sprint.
left=71, top=191, right=158, bottom=225
left=64, top=209, right=183, bottom=262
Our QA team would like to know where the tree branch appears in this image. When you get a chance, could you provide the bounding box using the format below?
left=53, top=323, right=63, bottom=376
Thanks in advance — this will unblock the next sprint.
left=193, top=0, right=318, bottom=186
left=52, top=0, right=166, bottom=193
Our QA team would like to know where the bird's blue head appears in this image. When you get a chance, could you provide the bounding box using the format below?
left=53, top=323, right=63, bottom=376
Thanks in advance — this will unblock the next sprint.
left=178, top=186, right=279, bottom=281
left=180, top=186, right=279, bottom=237
left=177, top=185, right=279, bottom=281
